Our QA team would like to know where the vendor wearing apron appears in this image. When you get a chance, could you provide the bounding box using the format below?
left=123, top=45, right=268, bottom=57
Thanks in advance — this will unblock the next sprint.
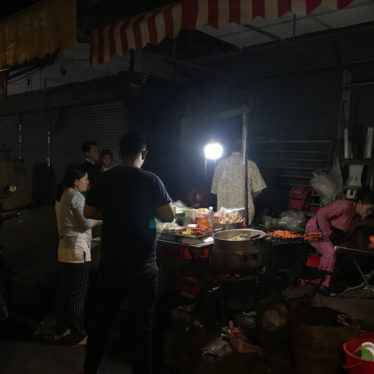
left=305, top=188, right=374, bottom=296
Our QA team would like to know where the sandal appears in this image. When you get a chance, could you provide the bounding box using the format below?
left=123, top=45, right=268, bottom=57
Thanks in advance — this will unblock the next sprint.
left=317, top=286, right=336, bottom=297
left=76, top=336, right=88, bottom=346
left=53, top=328, right=71, bottom=341
left=58, top=334, right=87, bottom=346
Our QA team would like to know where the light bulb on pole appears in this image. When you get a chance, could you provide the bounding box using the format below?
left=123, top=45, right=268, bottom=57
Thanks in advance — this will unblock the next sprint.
left=204, top=142, right=223, bottom=160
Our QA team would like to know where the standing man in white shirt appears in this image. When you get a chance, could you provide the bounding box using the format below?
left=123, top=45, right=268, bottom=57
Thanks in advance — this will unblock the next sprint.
left=211, top=140, right=266, bottom=225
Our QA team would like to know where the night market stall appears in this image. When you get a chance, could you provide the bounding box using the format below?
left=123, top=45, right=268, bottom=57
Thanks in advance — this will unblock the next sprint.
left=84, top=2, right=374, bottom=373
left=0, top=0, right=374, bottom=373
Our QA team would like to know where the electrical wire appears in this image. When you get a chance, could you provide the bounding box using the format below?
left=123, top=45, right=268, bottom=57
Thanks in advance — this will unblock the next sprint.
left=8, top=66, right=39, bottom=80
left=8, top=68, right=41, bottom=84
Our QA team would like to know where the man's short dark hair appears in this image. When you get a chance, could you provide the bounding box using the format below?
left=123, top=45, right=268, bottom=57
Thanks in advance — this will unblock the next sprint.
left=82, top=141, right=98, bottom=154
left=101, top=149, right=113, bottom=159
left=119, top=132, right=147, bottom=156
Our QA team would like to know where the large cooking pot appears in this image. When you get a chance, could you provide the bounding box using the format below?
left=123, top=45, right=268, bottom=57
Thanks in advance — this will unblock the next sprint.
left=212, top=229, right=266, bottom=274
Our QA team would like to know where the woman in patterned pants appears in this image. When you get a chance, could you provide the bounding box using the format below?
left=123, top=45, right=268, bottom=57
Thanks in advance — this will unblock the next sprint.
left=305, top=189, right=374, bottom=296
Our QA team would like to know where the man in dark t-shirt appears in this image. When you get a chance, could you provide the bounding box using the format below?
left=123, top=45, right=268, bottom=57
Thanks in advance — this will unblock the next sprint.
left=82, top=133, right=174, bottom=374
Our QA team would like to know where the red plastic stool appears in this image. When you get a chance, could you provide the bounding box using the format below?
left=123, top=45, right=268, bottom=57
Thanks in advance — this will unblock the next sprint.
left=304, top=255, right=321, bottom=285
left=306, top=255, right=321, bottom=268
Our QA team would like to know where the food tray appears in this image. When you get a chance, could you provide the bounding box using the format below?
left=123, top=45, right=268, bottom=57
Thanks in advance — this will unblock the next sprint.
left=265, top=233, right=324, bottom=246
left=265, top=236, right=306, bottom=245
left=160, top=232, right=212, bottom=239
left=158, top=232, right=212, bottom=244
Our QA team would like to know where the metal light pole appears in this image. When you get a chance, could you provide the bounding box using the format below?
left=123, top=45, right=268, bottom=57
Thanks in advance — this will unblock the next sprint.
left=242, top=106, right=249, bottom=227
left=18, top=113, right=23, bottom=160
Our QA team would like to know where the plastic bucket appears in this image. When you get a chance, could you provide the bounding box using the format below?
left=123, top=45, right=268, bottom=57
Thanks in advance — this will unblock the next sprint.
left=343, top=338, right=374, bottom=374
left=361, top=332, right=374, bottom=340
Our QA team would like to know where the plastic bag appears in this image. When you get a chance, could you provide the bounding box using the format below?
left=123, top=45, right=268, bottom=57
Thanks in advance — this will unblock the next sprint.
left=172, top=200, right=188, bottom=213
left=155, top=218, right=180, bottom=233
left=329, top=158, right=344, bottom=198
left=201, top=336, right=232, bottom=362
left=263, top=210, right=306, bottom=231
left=263, top=216, right=280, bottom=229
left=310, top=170, right=339, bottom=205
left=216, top=207, right=245, bottom=216
left=216, top=207, right=245, bottom=222
left=279, top=210, right=306, bottom=231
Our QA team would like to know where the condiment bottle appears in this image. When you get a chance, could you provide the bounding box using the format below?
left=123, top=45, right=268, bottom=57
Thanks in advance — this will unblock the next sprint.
left=196, top=210, right=211, bottom=232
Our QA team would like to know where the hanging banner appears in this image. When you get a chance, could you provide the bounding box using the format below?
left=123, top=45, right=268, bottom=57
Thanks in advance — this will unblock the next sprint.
left=0, top=0, right=77, bottom=70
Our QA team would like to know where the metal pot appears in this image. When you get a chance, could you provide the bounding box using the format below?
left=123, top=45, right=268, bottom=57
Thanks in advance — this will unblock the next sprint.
left=218, top=222, right=241, bottom=231
left=212, top=229, right=266, bottom=274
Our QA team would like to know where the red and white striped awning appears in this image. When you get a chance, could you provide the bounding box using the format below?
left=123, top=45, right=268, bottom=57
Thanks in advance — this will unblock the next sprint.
left=90, top=0, right=354, bottom=65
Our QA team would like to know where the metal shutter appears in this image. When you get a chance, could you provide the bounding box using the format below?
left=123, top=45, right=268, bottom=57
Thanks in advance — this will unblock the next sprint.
left=0, top=115, right=19, bottom=161
left=248, top=70, right=340, bottom=209
left=22, top=112, right=49, bottom=197
left=348, top=64, right=374, bottom=131
left=251, top=70, right=341, bottom=140
left=51, top=101, right=128, bottom=185
left=0, top=101, right=128, bottom=198
left=250, top=140, right=333, bottom=208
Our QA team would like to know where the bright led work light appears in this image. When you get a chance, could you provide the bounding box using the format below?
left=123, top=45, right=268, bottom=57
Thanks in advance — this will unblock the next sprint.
left=204, top=142, right=223, bottom=160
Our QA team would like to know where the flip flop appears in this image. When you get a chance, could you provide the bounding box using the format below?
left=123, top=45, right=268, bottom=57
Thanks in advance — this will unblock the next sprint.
left=317, top=286, right=336, bottom=297
left=53, top=328, right=71, bottom=341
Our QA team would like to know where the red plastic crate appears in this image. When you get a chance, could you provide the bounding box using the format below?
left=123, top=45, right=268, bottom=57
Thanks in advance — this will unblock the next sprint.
left=179, top=277, right=201, bottom=298
left=164, top=246, right=210, bottom=260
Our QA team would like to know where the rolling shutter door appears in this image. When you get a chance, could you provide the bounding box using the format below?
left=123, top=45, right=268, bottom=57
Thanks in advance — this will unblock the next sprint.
left=250, top=70, right=340, bottom=209
left=348, top=64, right=374, bottom=131
left=0, top=115, right=19, bottom=160
left=22, top=112, right=49, bottom=198
left=51, top=101, right=128, bottom=185
left=0, top=101, right=128, bottom=199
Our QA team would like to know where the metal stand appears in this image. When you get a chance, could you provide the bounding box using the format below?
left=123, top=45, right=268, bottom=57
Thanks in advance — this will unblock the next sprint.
left=334, top=246, right=374, bottom=297
left=242, top=107, right=249, bottom=227
left=340, top=255, right=374, bottom=297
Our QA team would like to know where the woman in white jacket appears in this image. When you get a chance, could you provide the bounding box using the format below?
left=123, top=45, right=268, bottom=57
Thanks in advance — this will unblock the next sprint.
left=55, top=163, right=99, bottom=345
